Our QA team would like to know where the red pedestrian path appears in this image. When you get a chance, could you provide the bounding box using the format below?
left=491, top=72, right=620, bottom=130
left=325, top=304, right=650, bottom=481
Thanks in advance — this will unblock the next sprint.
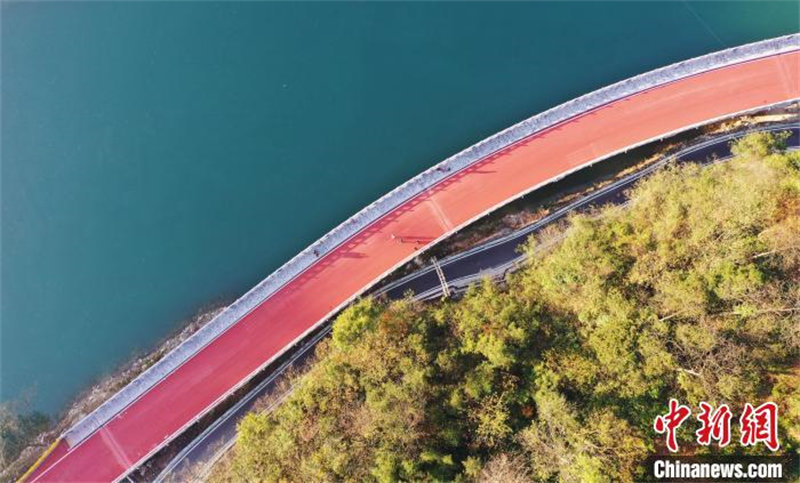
left=26, top=49, right=800, bottom=482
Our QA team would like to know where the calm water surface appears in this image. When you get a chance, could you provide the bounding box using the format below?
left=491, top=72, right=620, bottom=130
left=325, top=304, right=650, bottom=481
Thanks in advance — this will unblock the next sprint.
left=2, top=2, right=798, bottom=413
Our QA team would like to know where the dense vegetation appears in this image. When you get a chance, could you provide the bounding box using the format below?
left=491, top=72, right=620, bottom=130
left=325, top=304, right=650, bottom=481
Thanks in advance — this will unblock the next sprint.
left=213, top=132, right=799, bottom=482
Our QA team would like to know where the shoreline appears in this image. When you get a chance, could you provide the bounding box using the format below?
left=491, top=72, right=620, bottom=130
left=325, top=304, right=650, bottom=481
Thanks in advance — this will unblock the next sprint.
left=2, top=304, right=226, bottom=481
left=58, top=304, right=228, bottom=432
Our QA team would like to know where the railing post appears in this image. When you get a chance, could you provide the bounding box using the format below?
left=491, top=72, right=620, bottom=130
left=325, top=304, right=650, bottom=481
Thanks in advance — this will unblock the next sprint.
left=431, top=257, right=451, bottom=298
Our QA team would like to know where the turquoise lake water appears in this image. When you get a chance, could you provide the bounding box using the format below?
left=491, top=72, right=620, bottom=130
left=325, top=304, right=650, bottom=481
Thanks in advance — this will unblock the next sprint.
left=2, top=2, right=798, bottom=414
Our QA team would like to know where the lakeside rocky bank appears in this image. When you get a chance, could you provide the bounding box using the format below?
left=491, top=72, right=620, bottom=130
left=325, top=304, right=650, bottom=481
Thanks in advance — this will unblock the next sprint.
left=2, top=304, right=225, bottom=480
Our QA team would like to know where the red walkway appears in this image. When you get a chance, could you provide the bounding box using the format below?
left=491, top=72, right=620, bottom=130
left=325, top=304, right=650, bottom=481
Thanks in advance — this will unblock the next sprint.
left=27, top=50, right=800, bottom=482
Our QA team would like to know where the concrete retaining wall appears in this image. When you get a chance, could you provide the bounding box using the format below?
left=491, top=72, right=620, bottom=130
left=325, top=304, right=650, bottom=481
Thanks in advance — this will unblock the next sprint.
left=65, top=33, right=800, bottom=447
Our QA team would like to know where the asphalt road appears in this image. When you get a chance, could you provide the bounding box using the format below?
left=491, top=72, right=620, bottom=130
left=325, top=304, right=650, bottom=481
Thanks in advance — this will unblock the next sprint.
left=155, top=123, right=799, bottom=481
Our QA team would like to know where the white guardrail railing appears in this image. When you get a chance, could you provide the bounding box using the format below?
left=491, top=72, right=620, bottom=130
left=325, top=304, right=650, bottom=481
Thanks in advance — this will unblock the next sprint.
left=64, top=34, right=800, bottom=447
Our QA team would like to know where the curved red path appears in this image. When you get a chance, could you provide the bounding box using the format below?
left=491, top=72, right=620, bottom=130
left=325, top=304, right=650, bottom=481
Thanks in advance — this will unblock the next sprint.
left=28, top=50, right=800, bottom=482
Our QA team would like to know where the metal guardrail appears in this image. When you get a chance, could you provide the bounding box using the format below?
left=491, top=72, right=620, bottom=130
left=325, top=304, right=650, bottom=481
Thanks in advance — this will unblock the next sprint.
left=153, top=326, right=332, bottom=482
left=64, top=34, right=800, bottom=449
